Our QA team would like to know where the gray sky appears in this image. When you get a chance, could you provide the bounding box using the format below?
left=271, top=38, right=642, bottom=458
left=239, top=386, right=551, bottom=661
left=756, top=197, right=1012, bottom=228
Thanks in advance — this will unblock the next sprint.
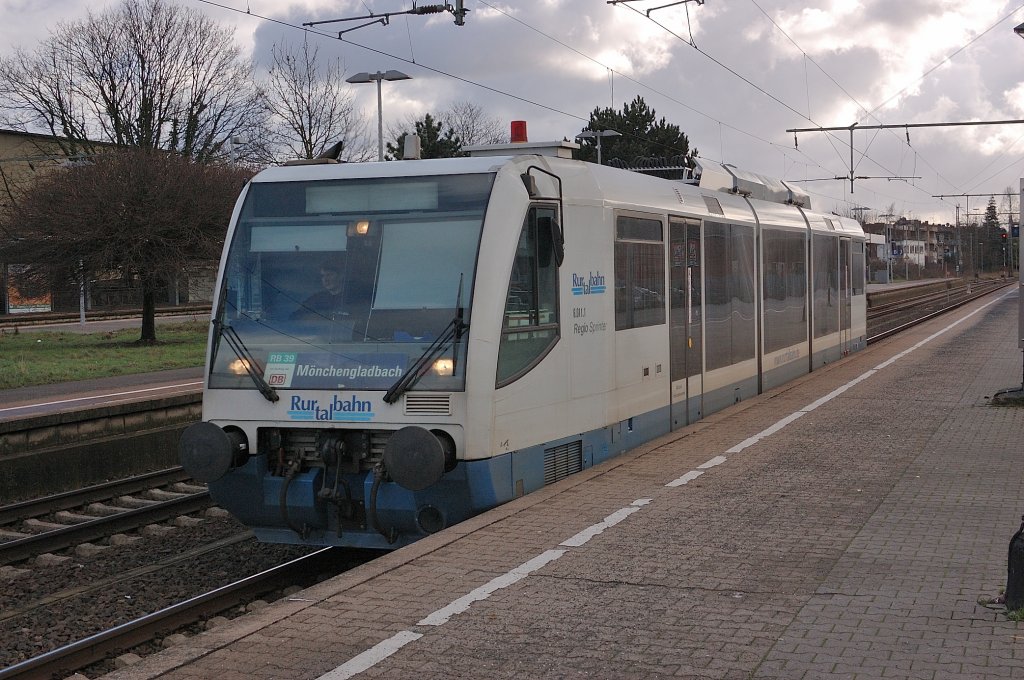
left=4, top=0, right=1024, bottom=224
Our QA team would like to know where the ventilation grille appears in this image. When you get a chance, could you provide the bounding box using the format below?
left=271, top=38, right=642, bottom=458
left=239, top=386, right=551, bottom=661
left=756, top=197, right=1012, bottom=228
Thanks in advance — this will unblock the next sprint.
left=544, top=440, right=583, bottom=485
left=702, top=195, right=724, bottom=215
left=404, top=393, right=452, bottom=416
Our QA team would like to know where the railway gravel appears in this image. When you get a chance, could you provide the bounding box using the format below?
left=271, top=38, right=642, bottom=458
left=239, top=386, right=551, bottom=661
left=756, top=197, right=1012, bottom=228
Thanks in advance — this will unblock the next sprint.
left=0, top=511, right=320, bottom=670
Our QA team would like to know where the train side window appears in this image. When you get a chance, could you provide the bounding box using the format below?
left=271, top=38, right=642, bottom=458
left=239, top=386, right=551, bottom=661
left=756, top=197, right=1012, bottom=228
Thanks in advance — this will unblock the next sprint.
left=496, top=205, right=561, bottom=387
left=615, top=214, right=665, bottom=330
left=851, top=241, right=865, bottom=295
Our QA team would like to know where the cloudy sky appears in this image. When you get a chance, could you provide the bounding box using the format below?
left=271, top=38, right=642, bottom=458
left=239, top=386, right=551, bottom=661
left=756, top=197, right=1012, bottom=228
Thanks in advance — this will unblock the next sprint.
left=3, top=0, right=1024, bottom=225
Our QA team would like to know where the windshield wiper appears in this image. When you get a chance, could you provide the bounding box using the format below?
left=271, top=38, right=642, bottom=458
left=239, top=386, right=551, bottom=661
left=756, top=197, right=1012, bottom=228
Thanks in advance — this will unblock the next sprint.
left=382, top=316, right=467, bottom=404
left=383, top=275, right=467, bottom=404
left=214, top=319, right=280, bottom=403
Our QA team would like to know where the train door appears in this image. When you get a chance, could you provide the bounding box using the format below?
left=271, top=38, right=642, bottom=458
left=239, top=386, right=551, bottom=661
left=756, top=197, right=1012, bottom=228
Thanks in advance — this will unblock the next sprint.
left=669, top=217, right=703, bottom=428
left=839, top=237, right=852, bottom=353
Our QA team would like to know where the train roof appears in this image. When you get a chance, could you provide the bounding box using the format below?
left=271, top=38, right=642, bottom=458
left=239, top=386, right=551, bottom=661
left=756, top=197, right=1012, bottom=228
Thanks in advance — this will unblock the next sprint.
left=251, top=152, right=863, bottom=239
left=250, top=156, right=510, bottom=183
left=537, top=155, right=865, bottom=238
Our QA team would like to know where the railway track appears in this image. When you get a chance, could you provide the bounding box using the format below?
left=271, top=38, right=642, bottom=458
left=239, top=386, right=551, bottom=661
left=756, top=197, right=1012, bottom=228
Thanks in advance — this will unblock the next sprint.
left=0, top=467, right=209, bottom=566
left=866, top=278, right=1013, bottom=343
left=0, top=547, right=371, bottom=680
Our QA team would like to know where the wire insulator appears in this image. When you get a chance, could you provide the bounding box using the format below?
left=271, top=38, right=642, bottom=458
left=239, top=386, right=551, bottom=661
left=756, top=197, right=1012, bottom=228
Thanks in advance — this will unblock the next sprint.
left=411, top=4, right=446, bottom=13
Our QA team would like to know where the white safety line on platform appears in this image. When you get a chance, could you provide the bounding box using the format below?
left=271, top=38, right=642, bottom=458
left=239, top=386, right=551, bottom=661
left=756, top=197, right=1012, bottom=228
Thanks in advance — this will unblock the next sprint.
left=697, top=455, right=728, bottom=469
left=560, top=498, right=652, bottom=547
left=0, top=382, right=202, bottom=414
left=666, top=469, right=704, bottom=487
left=417, top=549, right=566, bottom=627
left=316, top=291, right=1014, bottom=679
left=317, top=630, right=424, bottom=680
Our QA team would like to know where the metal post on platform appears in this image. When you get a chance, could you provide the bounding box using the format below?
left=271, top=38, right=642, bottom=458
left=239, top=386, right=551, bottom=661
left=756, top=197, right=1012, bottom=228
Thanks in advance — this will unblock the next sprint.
left=1007, top=516, right=1024, bottom=611
left=79, top=259, right=86, bottom=325
left=1018, top=179, right=1024, bottom=387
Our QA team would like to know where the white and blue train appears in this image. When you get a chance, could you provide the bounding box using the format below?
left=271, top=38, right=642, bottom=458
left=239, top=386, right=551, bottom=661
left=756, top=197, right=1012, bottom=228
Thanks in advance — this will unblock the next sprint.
left=180, top=132, right=867, bottom=549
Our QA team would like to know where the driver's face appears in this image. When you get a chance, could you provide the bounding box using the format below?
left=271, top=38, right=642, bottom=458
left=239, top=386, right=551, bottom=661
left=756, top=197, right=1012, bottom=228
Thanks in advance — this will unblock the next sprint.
left=320, top=268, right=342, bottom=294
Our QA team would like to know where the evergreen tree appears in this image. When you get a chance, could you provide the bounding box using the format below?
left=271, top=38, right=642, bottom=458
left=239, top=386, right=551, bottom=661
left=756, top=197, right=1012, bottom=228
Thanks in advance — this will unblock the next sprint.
left=386, top=113, right=463, bottom=160
left=980, top=196, right=1005, bottom=273
left=577, top=96, right=697, bottom=178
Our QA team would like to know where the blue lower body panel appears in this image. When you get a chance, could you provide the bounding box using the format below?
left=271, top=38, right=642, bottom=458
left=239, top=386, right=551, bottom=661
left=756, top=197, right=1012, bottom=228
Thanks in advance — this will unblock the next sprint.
left=209, top=453, right=518, bottom=550
left=208, top=410, right=671, bottom=549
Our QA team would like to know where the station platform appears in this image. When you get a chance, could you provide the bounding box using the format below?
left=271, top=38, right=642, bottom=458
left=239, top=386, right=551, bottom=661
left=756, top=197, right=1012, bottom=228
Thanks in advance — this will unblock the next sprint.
left=96, top=287, right=1024, bottom=679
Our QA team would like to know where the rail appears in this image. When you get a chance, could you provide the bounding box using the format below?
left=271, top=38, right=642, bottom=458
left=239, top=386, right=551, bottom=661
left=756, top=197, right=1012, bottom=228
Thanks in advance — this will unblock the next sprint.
left=866, top=279, right=1013, bottom=344
left=0, top=548, right=349, bottom=680
left=0, top=469, right=209, bottom=566
left=0, top=304, right=211, bottom=328
left=0, top=467, right=190, bottom=525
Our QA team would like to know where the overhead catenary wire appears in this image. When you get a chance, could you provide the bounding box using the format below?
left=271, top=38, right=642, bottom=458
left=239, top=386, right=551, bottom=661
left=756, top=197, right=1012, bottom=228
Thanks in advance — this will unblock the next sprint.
left=475, top=1, right=841, bottom=179
left=611, top=1, right=922, bottom=205
left=192, top=0, right=839, bottom=179
left=193, top=0, right=891, bottom=208
left=749, top=0, right=1024, bottom=201
left=188, top=0, right=999, bottom=220
left=191, top=0, right=588, bottom=123
left=618, top=0, right=1024, bottom=221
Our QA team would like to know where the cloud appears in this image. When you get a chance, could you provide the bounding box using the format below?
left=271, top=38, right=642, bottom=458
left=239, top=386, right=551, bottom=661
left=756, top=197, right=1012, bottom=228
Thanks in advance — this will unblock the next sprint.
left=3, top=0, right=1024, bottom=222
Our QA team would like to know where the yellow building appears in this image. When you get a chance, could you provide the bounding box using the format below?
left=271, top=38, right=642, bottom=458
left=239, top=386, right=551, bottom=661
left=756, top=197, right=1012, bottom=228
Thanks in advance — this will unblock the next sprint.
left=0, top=129, right=215, bottom=314
left=0, top=129, right=81, bottom=313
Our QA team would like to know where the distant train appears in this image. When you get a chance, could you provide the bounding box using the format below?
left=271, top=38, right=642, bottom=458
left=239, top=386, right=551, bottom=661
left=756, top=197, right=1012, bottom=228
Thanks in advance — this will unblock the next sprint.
left=180, top=130, right=867, bottom=549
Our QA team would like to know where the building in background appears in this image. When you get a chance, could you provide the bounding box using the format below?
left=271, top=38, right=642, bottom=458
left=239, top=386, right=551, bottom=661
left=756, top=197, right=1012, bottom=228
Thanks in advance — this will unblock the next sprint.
left=0, top=129, right=216, bottom=314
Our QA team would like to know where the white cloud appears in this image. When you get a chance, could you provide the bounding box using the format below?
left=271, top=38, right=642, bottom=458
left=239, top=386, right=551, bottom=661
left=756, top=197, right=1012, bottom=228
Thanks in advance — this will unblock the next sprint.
left=3, top=0, right=1024, bottom=222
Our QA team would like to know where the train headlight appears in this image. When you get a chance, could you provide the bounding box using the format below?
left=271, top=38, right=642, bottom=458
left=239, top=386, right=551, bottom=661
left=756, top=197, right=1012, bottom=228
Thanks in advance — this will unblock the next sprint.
left=432, top=358, right=454, bottom=376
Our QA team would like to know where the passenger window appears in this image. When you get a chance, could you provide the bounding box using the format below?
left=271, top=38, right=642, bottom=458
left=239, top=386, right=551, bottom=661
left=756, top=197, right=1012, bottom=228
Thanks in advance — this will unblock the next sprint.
left=614, top=214, right=665, bottom=330
left=496, top=206, right=561, bottom=386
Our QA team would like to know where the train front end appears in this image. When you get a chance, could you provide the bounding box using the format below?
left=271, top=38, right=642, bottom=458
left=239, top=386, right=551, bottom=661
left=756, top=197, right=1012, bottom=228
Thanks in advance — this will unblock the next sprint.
left=180, top=160, right=503, bottom=549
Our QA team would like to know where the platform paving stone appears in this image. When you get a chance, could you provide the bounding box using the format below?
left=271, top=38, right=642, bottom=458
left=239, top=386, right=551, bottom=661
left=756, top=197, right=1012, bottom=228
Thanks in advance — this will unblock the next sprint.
left=104, top=291, right=1024, bottom=680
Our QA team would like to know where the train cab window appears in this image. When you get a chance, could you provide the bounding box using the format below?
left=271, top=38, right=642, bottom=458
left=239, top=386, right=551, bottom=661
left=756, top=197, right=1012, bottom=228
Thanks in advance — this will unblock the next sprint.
left=496, top=205, right=561, bottom=386
left=615, top=214, right=665, bottom=330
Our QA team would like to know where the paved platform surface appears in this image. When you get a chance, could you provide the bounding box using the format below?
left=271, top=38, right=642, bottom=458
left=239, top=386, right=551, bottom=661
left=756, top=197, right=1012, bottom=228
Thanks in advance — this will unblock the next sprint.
left=105, top=288, right=1024, bottom=680
left=0, top=368, right=202, bottom=422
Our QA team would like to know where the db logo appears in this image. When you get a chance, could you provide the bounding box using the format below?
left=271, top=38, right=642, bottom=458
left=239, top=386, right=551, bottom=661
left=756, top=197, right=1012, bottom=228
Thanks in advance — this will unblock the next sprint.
left=268, top=373, right=286, bottom=385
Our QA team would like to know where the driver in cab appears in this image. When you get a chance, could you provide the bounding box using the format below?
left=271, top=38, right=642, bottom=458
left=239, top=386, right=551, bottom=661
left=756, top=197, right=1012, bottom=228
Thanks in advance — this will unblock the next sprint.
left=292, top=260, right=348, bottom=321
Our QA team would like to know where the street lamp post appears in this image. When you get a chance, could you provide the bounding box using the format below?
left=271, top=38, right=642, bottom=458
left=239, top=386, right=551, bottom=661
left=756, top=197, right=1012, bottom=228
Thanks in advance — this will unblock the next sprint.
left=575, top=129, right=621, bottom=165
left=346, top=70, right=412, bottom=161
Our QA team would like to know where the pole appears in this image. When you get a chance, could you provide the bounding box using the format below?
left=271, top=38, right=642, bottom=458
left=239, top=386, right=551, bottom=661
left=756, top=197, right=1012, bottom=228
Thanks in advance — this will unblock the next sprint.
left=375, top=78, right=384, bottom=162
left=887, top=222, right=892, bottom=283
left=79, top=259, right=86, bottom=325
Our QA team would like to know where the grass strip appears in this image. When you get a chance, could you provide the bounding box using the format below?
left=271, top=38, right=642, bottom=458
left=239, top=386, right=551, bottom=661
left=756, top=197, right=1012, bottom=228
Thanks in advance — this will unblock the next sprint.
left=0, top=321, right=207, bottom=390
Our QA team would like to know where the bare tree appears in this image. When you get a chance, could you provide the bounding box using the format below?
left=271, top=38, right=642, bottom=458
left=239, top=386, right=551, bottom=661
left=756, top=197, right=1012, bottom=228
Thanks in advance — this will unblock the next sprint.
left=1001, top=184, right=1019, bottom=229
left=0, top=0, right=265, bottom=162
left=0, top=149, right=251, bottom=341
left=444, top=100, right=506, bottom=146
left=386, top=101, right=505, bottom=151
left=262, top=41, right=371, bottom=163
